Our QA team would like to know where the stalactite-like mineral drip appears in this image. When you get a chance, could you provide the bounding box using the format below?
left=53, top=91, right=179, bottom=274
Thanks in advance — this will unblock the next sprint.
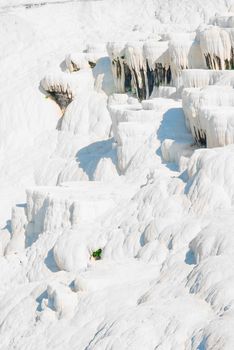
left=125, top=42, right=147, bottom=101
left=143, top=40, right=171, bottom=97
left=199, top=26, right=232, bottom=70
left=169, top=37, right=206, bottom=87
left=107, top=42, right=129, bottom=93
left=41, top=78, right=74, bottom=112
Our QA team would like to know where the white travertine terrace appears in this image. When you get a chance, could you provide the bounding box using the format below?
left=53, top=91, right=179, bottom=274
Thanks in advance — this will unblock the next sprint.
left=169, top=38, right=206, bottom=87
left=4, top=1, right=234, bottom=349
left=182, top=69, right=234, bottom=88
left=199, top=26, right=233, bottom=70
left=109, top=99, right=156, bottom=172
left=107, top=36, right=207, bottom=98
left=183, top=85, right=234, bottom=146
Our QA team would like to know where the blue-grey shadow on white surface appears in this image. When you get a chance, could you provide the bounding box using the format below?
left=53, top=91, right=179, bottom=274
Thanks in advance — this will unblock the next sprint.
left=156, top=107, right=194, bottom=172
left=76, top=138, right=117, bottom=180
left=185, top=249, right=196, bottom=265
left=44, top=248, right=59, bottom=273
left=1, top=220, right=12, bottom=234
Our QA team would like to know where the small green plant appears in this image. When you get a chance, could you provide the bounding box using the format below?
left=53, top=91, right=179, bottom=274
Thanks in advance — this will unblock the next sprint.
left=92, top=248, right=102, bottom=260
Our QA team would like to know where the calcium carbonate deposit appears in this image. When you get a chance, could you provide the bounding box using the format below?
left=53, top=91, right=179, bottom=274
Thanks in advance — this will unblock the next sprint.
left=2, top=0, right=234, bottom=349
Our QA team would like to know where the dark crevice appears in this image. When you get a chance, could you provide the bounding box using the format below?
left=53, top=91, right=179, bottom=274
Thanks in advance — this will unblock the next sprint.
left=205, top=51, right=234, bottom=70
left=124, top=62, right=132, bottom=92
left=193, top=127, right=207, bottom=147
left=146, top=61, right=154, bottom=97
left=88, top=61, right=96, bottom=69
left=47, top=91, right=73, bottom=112
left=71, top=61, right=80, bottom=72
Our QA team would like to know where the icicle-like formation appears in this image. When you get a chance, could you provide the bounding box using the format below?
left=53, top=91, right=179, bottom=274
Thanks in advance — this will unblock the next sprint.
left=41, top=73, right=74, bottom=111
left=199, top=26, right=232, bottom=70
left=107, top=40, right=171, bottom=100
left=106, top=42, right=131, bottom=94
left=107, top=37, right=208, bottom=99
left=169, top=38, right=206, bottom=88
left=125, top=42, right=147, bottom=101
left=227, top=27, right=234, bottom=67
left=107, top=28, right=234, bottom=100
left=183, top=85, right=234, bottom=147
left=198, top=106, right=234, bottom=147
left=143, top=40, right=171, bottom=97
left=40, top=70, right=94, bottom=111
